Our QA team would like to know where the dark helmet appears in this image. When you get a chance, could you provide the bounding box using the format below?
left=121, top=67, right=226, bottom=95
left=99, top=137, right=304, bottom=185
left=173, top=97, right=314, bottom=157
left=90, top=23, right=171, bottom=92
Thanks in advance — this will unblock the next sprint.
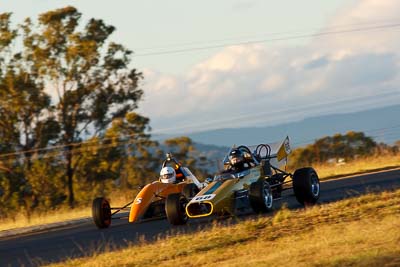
left=228, top=149, right=245, bottom=167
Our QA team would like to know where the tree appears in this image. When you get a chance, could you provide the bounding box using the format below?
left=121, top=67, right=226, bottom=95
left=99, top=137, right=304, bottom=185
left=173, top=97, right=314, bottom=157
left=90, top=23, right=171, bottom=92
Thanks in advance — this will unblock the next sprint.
left=395, top=140, right=400, bottom=148
left=24, top=7, right=144, bottom=207
left=0, top=7, right=147, bottom=209
left=0, top=12, right=60, bottom=217
left=289, top=131, right=377, bottom=167
left=0, top=13, right=21, bottom=156
left=73, top=112, right=159, bottom=202
left=104, top=112, right=160, bottom=187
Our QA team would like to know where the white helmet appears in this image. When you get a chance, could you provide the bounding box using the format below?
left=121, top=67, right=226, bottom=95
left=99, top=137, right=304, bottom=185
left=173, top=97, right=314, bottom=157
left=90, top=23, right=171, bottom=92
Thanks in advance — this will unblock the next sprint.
left=160, top=166, right=176, bottom=183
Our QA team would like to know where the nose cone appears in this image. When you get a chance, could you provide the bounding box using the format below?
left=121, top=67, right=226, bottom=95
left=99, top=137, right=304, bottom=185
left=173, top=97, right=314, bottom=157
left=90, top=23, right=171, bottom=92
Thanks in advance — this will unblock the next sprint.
left=129, top=197, right=143, bottom=223
left=129, top=183, right=157, bottom=223
left=128, top=182, right=185, bottom=223
left=128, top=199, right=141, bottom=223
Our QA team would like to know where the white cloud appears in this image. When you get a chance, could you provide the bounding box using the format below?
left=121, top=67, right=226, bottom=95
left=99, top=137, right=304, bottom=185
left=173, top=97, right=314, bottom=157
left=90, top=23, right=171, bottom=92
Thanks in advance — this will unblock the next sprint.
left=139, top=0, right=400, bottom=134
left=316, top=0, right=400, bottom=53
left=261, top=74, right=284, bottom=93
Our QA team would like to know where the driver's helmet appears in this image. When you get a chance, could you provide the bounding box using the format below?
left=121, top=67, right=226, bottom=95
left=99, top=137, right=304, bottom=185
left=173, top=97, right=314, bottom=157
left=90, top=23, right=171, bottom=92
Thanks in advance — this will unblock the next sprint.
left=228, top=149, right=245, bottom=167
left=160, top=166, right=176, bottom=183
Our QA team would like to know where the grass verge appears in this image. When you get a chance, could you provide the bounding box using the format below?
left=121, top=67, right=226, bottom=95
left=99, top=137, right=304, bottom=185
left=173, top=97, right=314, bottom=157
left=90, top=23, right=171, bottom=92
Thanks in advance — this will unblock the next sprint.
left=313, top=153, right=400, bottom=180
left=0, top=190, right=134, bottom=232
left=49, top=188, right=400, bottom=267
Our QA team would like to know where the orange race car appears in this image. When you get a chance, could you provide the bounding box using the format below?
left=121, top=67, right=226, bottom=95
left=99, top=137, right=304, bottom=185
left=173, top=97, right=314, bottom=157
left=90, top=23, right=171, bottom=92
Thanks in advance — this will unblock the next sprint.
left=92, top=153, right=207, bottom=228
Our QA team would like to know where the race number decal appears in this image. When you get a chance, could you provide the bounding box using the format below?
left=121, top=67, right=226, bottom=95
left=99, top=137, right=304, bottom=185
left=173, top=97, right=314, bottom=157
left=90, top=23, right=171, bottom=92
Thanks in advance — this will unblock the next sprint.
left=135, top=197, right=142, bottom=205
left=191, top=194, right=215, bottom=203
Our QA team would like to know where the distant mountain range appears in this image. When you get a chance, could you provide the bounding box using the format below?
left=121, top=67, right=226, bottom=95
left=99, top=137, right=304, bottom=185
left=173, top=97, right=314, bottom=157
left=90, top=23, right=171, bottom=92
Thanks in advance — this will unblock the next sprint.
left=158, top=104, right=400, bottom=148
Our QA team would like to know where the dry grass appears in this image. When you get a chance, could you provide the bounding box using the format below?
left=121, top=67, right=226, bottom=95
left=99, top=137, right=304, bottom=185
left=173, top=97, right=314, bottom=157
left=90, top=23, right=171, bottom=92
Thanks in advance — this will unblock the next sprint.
left=0, top=190, right=134, bottom=232
left=49, top=189, right=400, bottom=267
left=0, top=208, right=92, bottom=232
left=313, top=153, right=400, bottom=180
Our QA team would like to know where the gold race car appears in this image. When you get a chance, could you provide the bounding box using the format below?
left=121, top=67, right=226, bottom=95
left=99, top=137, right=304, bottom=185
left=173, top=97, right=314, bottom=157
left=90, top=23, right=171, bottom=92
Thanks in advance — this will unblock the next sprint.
left=165, top=137, right=320, bottom=225
left=92, top=153, right=206, bottom=228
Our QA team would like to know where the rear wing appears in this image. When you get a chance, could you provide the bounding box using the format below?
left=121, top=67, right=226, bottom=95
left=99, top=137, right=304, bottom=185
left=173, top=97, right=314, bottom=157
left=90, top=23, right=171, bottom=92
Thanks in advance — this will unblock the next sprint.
left=276, top=136, right=291, bottom=161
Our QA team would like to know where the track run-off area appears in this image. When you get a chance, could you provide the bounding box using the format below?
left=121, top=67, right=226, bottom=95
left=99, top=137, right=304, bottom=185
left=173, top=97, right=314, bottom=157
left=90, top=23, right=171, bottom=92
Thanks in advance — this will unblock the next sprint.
left=1, top=168, right=400, bottom=267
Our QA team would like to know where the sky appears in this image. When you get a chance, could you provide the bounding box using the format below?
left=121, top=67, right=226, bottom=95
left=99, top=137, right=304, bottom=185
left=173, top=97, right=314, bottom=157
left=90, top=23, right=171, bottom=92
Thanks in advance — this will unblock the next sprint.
left=2, top=0, right=400, bottom=135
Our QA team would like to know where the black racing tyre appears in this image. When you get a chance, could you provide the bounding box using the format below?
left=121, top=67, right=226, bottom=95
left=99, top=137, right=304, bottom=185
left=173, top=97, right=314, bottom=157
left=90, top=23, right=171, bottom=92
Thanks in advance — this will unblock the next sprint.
left=249, top=179, right=273, bottom=213
left=292, top=167, right=320, bottom=205
left=165, top=193, right=188, bottom=225
left=92, top=197, right=112, bottom=229
left=182, top=183, right=199, bottom=199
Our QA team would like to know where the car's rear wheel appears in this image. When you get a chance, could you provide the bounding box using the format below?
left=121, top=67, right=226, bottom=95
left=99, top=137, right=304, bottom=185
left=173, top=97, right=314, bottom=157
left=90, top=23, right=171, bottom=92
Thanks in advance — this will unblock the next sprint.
left=92, top=197, right=112, bottom=229
left=182, top=183, right=199, bottom=199
left=292, top=167, right=320, bottom=205
left=165, top=193, right=188, bottom=225
left=249, top=179, right=273, bottom=213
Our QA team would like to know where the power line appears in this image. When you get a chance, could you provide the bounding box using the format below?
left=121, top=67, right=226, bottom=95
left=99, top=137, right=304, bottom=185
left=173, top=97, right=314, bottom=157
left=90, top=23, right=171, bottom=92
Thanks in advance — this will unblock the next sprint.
left=0, top=133, right=148, bottom=159
left=133, top=22, right=400, bottom=57
left=293, top=124, right=400, bottom=147
left=1, top=90, right=399, bottom=159
left=1, top=119, right=399, bottom=161
left=151, top=89, right=400, bottom=134
left=1, top=89, right=399, bottom=159
left=133, top=19, right=400, bottom=51
left=20, top=138, right=148, bottom=162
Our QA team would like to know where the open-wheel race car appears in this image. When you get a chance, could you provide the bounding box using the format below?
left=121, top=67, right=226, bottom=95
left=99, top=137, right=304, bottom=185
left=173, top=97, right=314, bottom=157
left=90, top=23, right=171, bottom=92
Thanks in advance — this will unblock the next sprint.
left=92, top=153, right=206, bottom=228
left=165, top=137, right=320, bottom=225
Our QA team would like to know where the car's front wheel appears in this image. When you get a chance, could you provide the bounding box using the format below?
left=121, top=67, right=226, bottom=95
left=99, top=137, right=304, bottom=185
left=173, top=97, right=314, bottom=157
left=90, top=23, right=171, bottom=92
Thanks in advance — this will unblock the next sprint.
left=249, top=179, right=274, bottom=213
left=165, top=193, right=188, bottom=225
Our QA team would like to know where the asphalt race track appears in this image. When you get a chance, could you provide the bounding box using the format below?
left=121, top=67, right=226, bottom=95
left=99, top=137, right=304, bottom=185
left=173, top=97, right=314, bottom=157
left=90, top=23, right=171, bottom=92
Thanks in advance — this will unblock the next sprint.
left=1, top=169, right=400, bottom=267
